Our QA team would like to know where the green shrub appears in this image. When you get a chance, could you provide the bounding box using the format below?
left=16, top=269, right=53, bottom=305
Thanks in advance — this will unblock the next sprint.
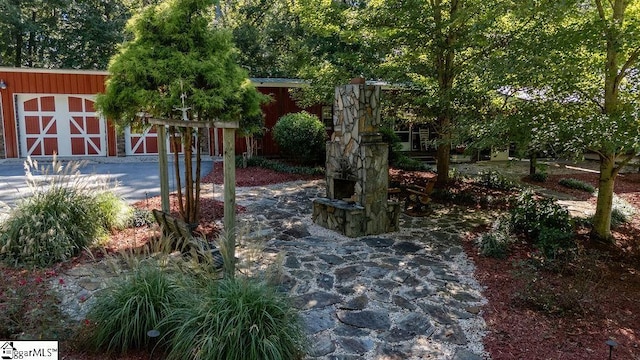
left=478, top=233, right=509, bottom=258
left=161, top=276, right=307, bottom=360
left=379, top=127, right=403, bottom=165
left=529, top=172, right=548, bottom=182
left=241, top=156, right=324, bottom=176
left=273, top=112, right=327, bottom=165
left=478, top=218, right=512, bottom=258
left=394, top=154, right=430, bottom=171
left=130, top=208, right=154, bottom=227
left=509, top=190, right=575, bottom=258
left=86, top=263, right=181, bottom=354
left=610, top=208, right=629, bottom=228
left=94, top=191, right=134, bottom=231
left=0, top=187, right=102, bottom=267
left=477, top=170, right=517, bottom=190
left=536, top=226, right=575, bottom=259
left=0, top=157, right=127, bottom=267
left=558, top=178, right=595, bottom=193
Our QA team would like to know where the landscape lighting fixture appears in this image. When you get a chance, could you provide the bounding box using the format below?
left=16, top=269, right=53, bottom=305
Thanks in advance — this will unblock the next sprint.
left=0, top=79, right=6, bottom=90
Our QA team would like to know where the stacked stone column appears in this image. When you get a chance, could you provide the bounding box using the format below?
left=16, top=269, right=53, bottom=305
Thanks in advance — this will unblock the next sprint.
left=315, top=80, right=400, bottom=237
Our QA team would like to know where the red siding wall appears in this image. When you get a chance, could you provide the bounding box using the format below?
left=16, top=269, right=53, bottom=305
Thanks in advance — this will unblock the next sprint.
left=0, top=69, right=112, bottom=158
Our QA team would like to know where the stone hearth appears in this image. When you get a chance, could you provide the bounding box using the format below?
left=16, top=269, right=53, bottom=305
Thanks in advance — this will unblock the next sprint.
left=312, top=80, right=400, bottom=237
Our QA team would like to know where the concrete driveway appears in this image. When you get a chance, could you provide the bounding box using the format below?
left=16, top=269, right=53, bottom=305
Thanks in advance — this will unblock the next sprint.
left=0, top=157, right=215, bottom=214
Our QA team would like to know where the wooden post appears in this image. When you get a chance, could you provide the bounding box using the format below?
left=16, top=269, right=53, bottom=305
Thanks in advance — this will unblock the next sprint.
left=157, top=125, right=170, bottom=213
left=222, top=126, right=237, bottom=277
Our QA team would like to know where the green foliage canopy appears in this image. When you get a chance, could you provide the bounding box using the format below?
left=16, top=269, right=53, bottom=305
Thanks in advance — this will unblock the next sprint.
left=96, top=0, right=263, bottom=127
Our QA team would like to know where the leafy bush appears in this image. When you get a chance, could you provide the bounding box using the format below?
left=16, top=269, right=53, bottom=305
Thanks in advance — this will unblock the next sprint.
left=130, top=208, right=154, bottom=227
left=536, top=226, right=576, bottom=259
left=161, top=276, right=307, bottom=360
left=477, top=218, right=513, bottom=258
left=241, top=156, right=324, bottom=176
left=558, top=178, right=595, bottom=193
left=394, top=154, right=430, bottom=171
left=477, top=170, right=518, bottom=190
left=86, top=263, right=181, bottom=354
left=509, top=190, right=575, bottom=258
left=529, top=171, right=548, bottom=183
left=478, top=233, right=509, bottom=258
left=379, top=127, right=403, bottom=165
left=273, top=111, right=327, bottom=165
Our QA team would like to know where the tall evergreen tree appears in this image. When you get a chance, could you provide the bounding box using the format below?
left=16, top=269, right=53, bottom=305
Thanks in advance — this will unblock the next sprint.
left=96, top=0, right=264, bottom=225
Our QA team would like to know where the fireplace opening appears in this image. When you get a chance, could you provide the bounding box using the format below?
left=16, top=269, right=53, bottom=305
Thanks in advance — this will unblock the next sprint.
left=333, top=178, right=356, bottom=201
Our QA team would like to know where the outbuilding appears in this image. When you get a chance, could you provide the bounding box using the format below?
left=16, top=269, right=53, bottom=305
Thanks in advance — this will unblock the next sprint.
left=0, top=67, right=324, bottom=159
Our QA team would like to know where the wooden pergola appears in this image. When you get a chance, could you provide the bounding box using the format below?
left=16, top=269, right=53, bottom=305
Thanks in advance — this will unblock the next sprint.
left=148, top=117, right=238, bottom=276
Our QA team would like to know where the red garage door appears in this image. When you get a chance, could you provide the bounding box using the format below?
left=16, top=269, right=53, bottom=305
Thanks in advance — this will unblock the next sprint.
left=16, top=94, right=106, bottom=157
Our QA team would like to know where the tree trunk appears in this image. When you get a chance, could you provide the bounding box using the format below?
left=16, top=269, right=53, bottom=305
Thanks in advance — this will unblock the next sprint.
left=592, top=0, right=625, bottom=241
left=14, top=28, right=22, bottom=67
left=529, top=152, right=537, bottom=175
left=27, top=10, right=36, bottom=67
left=432, top=0, right=458, bottom=187
left=592, top=154, right=617, bottom=241
left=436, top=123, right=451, bottom=186
left=170, top=127, right=184, bottom=217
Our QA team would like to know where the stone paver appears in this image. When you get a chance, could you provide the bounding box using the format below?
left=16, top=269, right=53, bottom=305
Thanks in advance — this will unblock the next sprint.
left=54, top=179, right=495, bottom=359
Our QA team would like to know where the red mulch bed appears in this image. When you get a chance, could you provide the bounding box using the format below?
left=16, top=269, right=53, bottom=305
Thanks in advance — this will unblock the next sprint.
left=202, top=162, right=322, bottom=186
left=468, top=170, right=640, bottom=360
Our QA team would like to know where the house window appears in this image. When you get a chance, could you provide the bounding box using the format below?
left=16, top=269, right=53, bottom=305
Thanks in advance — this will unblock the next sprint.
left=322, top=106, right=333, bottom=129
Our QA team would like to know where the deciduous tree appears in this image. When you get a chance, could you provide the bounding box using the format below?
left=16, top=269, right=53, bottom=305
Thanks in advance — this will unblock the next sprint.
left=487, top=0, right=640, bottom=240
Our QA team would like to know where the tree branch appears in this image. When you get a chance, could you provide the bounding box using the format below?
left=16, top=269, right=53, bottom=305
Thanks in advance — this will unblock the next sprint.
left=576, top=88, right=605, bottom=113
left=617, top=47, right=640, bottom=81
left=595, top=0, right=606, bottom=21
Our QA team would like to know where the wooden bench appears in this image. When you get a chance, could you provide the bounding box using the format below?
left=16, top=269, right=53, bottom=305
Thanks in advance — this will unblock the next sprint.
left=404, top=179, right=436, bottom=213
left=387, top=187, right=402, bottom=200
left=151, top=209, right=223, bottom=269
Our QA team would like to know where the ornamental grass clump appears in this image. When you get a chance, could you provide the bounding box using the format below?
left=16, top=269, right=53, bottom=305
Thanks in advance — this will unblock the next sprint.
left=94, top=191, right=134, bottom=231
left=161, top=276, right=307, bottom=360
left=85, top=262, right=182, bottom=354
left=0, top=156, right=133, bottom=267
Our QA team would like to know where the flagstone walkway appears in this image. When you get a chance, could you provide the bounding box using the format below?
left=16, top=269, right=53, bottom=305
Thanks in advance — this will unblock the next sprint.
left=55, top=179, right=496, bottom=360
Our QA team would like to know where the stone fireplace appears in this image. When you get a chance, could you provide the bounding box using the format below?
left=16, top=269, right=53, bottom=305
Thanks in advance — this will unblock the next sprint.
left=312, top=80, right=400, bottom=237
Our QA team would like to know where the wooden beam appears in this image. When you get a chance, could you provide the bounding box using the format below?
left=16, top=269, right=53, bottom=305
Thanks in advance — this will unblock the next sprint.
left=222, top=127, right=236, bottom=277
left=147, top=117, right=239, bottom=129
left=156, top=125, right=170, bottom=213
